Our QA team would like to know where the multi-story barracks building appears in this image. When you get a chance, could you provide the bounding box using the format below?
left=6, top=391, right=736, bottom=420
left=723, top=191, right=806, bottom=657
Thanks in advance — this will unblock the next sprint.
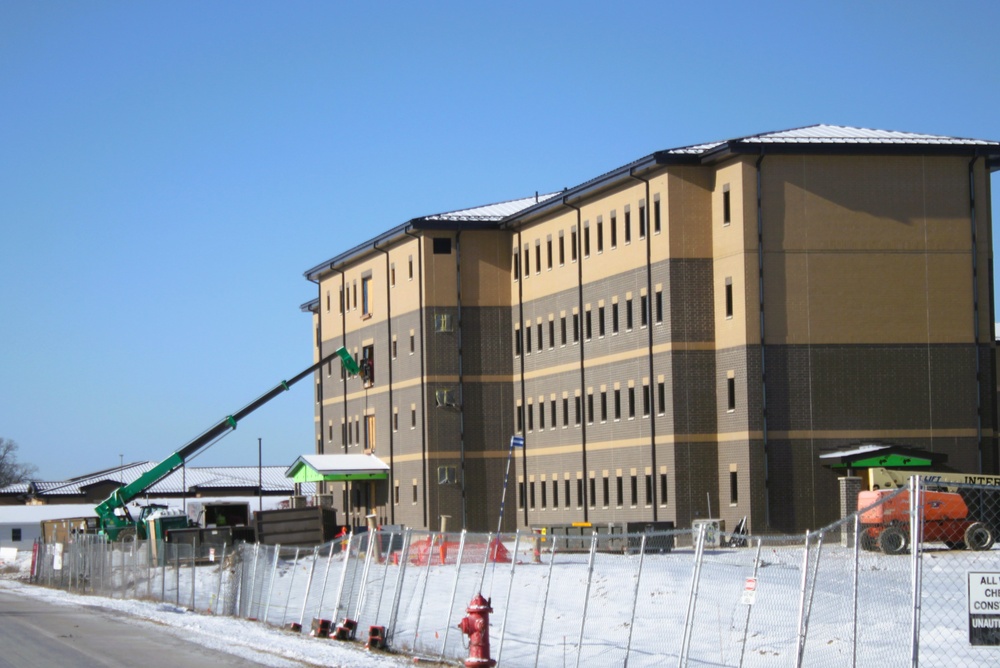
left=302, top=125, right=1000, bottom=535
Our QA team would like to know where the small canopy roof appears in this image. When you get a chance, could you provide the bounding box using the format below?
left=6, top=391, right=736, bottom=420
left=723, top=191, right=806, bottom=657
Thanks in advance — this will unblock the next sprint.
left=819, top=443, right=947, bottom=469
left=285, top=454, right=389, bottom=483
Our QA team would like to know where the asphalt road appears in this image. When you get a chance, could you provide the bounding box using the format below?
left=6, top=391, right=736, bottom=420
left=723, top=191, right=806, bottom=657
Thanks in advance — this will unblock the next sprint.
left=0, top=590, right=283, bottom=668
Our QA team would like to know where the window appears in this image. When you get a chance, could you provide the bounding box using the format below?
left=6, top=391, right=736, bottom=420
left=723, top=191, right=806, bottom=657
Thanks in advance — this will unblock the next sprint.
left=658, top=381, right=666, bottom=415
left=645, top=474, right=653, bottom=505
left=598, top=306, right=605, bottom=337
left=614, top=388, right=621, bottom=421
left=547, top=238, right=553, bottom=269
left=571, top=228, right=578, bottom=261
left=518, top=481, right=525, bottom=509
left=616, top=475, right=623, bottom=507
left=538, top=397, right=545, bottom=430
left=730, top=469, right=739, bottom=505
left=624, top=209, right=631, bottom=244
left=602, top=475, right=610, bottom=507
left=560, top=316, right=567, bottom=346
left=391, top=263, right=396, bottom=287
left=612, top=302, right=619, bottom=334
left=517, top=404, right=524, bottom=433
left=394, top=481, right=400, bottom=505
left=413, top=480, right=418, bottom=503
left=514, top=326, right=522, bottom=356
left=393, top=409, right=399, bottom=431
left=433, top=237, right=452, bottom=254
left=527, top=402, right=533, bottom=431
left=408, top=255, right=414, bottom=279
left=640, top=295, right=648, bottom=328
left=361, top=344, right=374, bottom=387
left=596, top=219, right=603, bottom=253
left=550, top=399, right=557, bottom=429
left=410, top=333, right=415, bottom=354
left=525, top=324, right=532, bottom=354
left=653, top=197, right=661, bottom=234
left=727, top=375, right=736, bottom=411
left=579, top=478, right=586, bottom=509
left=562, top=397, right=569, bottom=427
left=540, top=480, right=546, bottom=509
left=573, top=313, right=580, bottom=343
left=535, top=242, right=541, bottom=274
left=642, top=384, right=650, bottom=417
left=723, top=185, right=731, bottom=225
left=513, top=250, right=520, bottom=281
left=725, top=278, right=733, bottom=319
left=600, top=390, right=608, bottom=422
left=626, top=298, right=633, bottom=331
left=352, top=281, right=357, bottom=309
left=584, top=225, right=591, bottom=257
left=524, top=247, right=530, bottom=278
left=411, top=407, right=417, bottom=428
left=365, top=414, right=376, bottom=452
left=552, top=480, right=559, bottom=508
left=529, top=481, right=536, bottom=509
left=628, top=386, right=635, bottom=419
left=565, top=479, right=571, bottom=508
left=585, top=309, right=592, bottom=340
left=589, top=477, right=597, bottom=508
left=559, top=233, right=565, bottom=265
left=339, top=287, right=344, bottom=313
left=392, top=338, right=398, bottom=359
left=655, top=289, right=663, bottom=324
left=574, top=395, right=581, bottom=426
left=325, top=290, right=330, bottom=312
left=639, top=203, right=646, bottom=239
left=548, top=319, right=555, bottom=350
left=610, top=214, right=617, bottom=248
left=587, top=392, right=594, bottom=424
left=660, top=472, right=668, bottom=506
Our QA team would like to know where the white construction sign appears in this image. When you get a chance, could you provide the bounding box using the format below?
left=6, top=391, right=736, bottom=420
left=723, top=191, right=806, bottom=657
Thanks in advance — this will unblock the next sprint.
left=741, top=577, right=757, bottom=605
left=968, top=572, right=1000, bottom=645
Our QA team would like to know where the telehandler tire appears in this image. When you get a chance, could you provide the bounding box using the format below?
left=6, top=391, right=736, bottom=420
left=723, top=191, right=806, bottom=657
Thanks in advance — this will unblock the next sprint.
left=964, top=522, right=995, bottom=551
left=878, top=525, right=908, bottom=555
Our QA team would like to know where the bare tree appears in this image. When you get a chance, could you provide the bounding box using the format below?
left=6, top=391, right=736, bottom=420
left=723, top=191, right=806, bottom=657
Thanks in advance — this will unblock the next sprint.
left=0, top=438, right=38, bottom=488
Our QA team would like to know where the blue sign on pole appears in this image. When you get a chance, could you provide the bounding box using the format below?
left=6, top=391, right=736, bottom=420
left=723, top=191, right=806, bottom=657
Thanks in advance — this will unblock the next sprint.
left=510, top=435, right=524, bottom=448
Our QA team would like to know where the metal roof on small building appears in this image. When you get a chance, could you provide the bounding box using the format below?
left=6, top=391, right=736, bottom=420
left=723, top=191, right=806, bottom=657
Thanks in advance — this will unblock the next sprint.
left=286, top=454, right=389, bottom=483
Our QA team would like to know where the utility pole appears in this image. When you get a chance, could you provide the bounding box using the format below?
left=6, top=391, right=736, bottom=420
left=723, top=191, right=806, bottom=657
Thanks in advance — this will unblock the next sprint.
left=258, top=437, right=263, bottom=513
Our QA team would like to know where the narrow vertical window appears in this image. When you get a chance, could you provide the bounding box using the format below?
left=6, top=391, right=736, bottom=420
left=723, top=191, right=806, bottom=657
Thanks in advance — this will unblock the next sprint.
left=587, top=392, right=594, bottom=423
left=514, top=326, right=521, bottom=356
left=540, top=480, right=546, bottom=509
left=560, top=316, right=567, bottom=345
left=727, top=375, right=736, bottom=411
left=584, top=225, right=591, bottom=257
left=642, top=384, right=650, bottom=417
left=602, top=475, right=610, bottom=507
left=571, top=228, right=578, bottom=261
left=610, top=214, right=617, bottom=248
left=390, top=263, right=396, bottom=287
left=639, top=203, right=646, bottom=239
left=628, top=386, right=635, bottom=419
left=518, top=481, right=525, bottom=509
left=596, top=218, right=603, bottom=253
left=535, top=242, right=541, bottom=274
left=548, top=319, right=555, bottom=350
left=660, top=472, right=668, bottom=505
left=559, top=233, right=565, bottom=266
left=658, top=381, right=666, bottom=415
left=614, top=388, right=621, bottom=420
left=517, top=404, right=524, bottom=433
left=624, top=209, right=631, bottom=244
left=723, top=185, right=731, bottom=225
left=653, top=197, right=661, bottom=234
left=574, top=395, right=581, bottom=426
left=640, top=295, right=648, bottom=328
left=612, top=302, right=619, bottom=334
left=550, top=399, right=557, bottom=428
left=655, top=289, right=663, bottom=324
left=565, top=479, right=572, bottom=508
left=361, top=275, right=372, bottom=315
left=645, top=474, right=653, bottom=505
left=547, top=238, right=553, bottom=269
left=585, top=309, right=592, bottom=340
left=600, top=390, right=607, bottom=422
left=529, top=481, right=535, bottom=509
left=588, top=477, right=596, bottom=508
left=408, top=255, right=413, bottom=279
left=524, top=247, right=530, bottom=279
left=616, top=475, right=623, bottom=507
left=513, top=250, right=520, bottom=281
left=725, top=277, right=734, bottom=319
left=527, top=402, right=533, bottom=432
left=730, top=469, right=739, bottom=505
left=538, top=397, right=545, bottom=430
left=411, top=407, right=416, bottom=428
left=573, top=313, right=580, bottom=342
left=562, top=397, right=569, bottom=427
left=630, top=475, right=638, bottom=506
left=525, top=324, right=532, bottom=354
left=410, top=333, right=415, bottom=354
left=598, top=306, right=605, bottom=337
left=625, top=298, right=633, bottom=331
left=552, top=480, right=558, bottom=508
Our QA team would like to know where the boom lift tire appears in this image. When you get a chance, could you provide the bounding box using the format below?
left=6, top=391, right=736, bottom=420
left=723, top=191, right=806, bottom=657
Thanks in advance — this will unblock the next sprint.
left=964, top=522, right=995, bottom=551
left=859, top=531, right=878, bottom=552
left=878, top=525, right=908, bottom=555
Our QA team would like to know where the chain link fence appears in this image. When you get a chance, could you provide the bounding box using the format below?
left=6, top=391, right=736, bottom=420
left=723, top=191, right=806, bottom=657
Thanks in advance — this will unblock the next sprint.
left=28, top=477, right=1000, bottom=666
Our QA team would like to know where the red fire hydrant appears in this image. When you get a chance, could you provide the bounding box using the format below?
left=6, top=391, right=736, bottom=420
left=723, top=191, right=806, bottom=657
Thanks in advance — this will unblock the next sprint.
left=457, top=593, right=496, bottom=668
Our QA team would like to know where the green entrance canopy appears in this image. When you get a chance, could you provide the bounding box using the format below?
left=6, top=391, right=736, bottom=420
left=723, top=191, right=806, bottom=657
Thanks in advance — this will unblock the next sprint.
left=285, top=454, right=389, bottom=483
left=819, top=443, right=947, bottom=470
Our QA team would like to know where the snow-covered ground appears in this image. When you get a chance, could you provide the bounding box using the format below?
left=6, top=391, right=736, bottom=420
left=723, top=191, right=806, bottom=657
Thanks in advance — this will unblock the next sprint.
left=0, top=549, right=412, bottom=667
left=7, top=534, right=1000, bottom=667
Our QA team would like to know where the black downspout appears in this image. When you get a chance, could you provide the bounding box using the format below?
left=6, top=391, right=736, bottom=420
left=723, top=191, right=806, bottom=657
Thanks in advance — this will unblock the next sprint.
left=311, top=277, right=324, bottom=458
left=514, top=229, right=527, bottom=527
left=628, top=169, right=659, bottom=520
left=969, top=157, right=984, bottom=473
left=563, top=197, right=590, bottom=522
left=405, top=229, right=430, bottom=529
left=755, top=153, right=770, bottom=528
left=455, top=230, right=467, bottom=529
left=373, top=240, right=395, bottom=525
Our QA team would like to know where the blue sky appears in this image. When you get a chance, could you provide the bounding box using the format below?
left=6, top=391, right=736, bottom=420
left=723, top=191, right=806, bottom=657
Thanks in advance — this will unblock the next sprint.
left=2, top=2, right=998, bottom=481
